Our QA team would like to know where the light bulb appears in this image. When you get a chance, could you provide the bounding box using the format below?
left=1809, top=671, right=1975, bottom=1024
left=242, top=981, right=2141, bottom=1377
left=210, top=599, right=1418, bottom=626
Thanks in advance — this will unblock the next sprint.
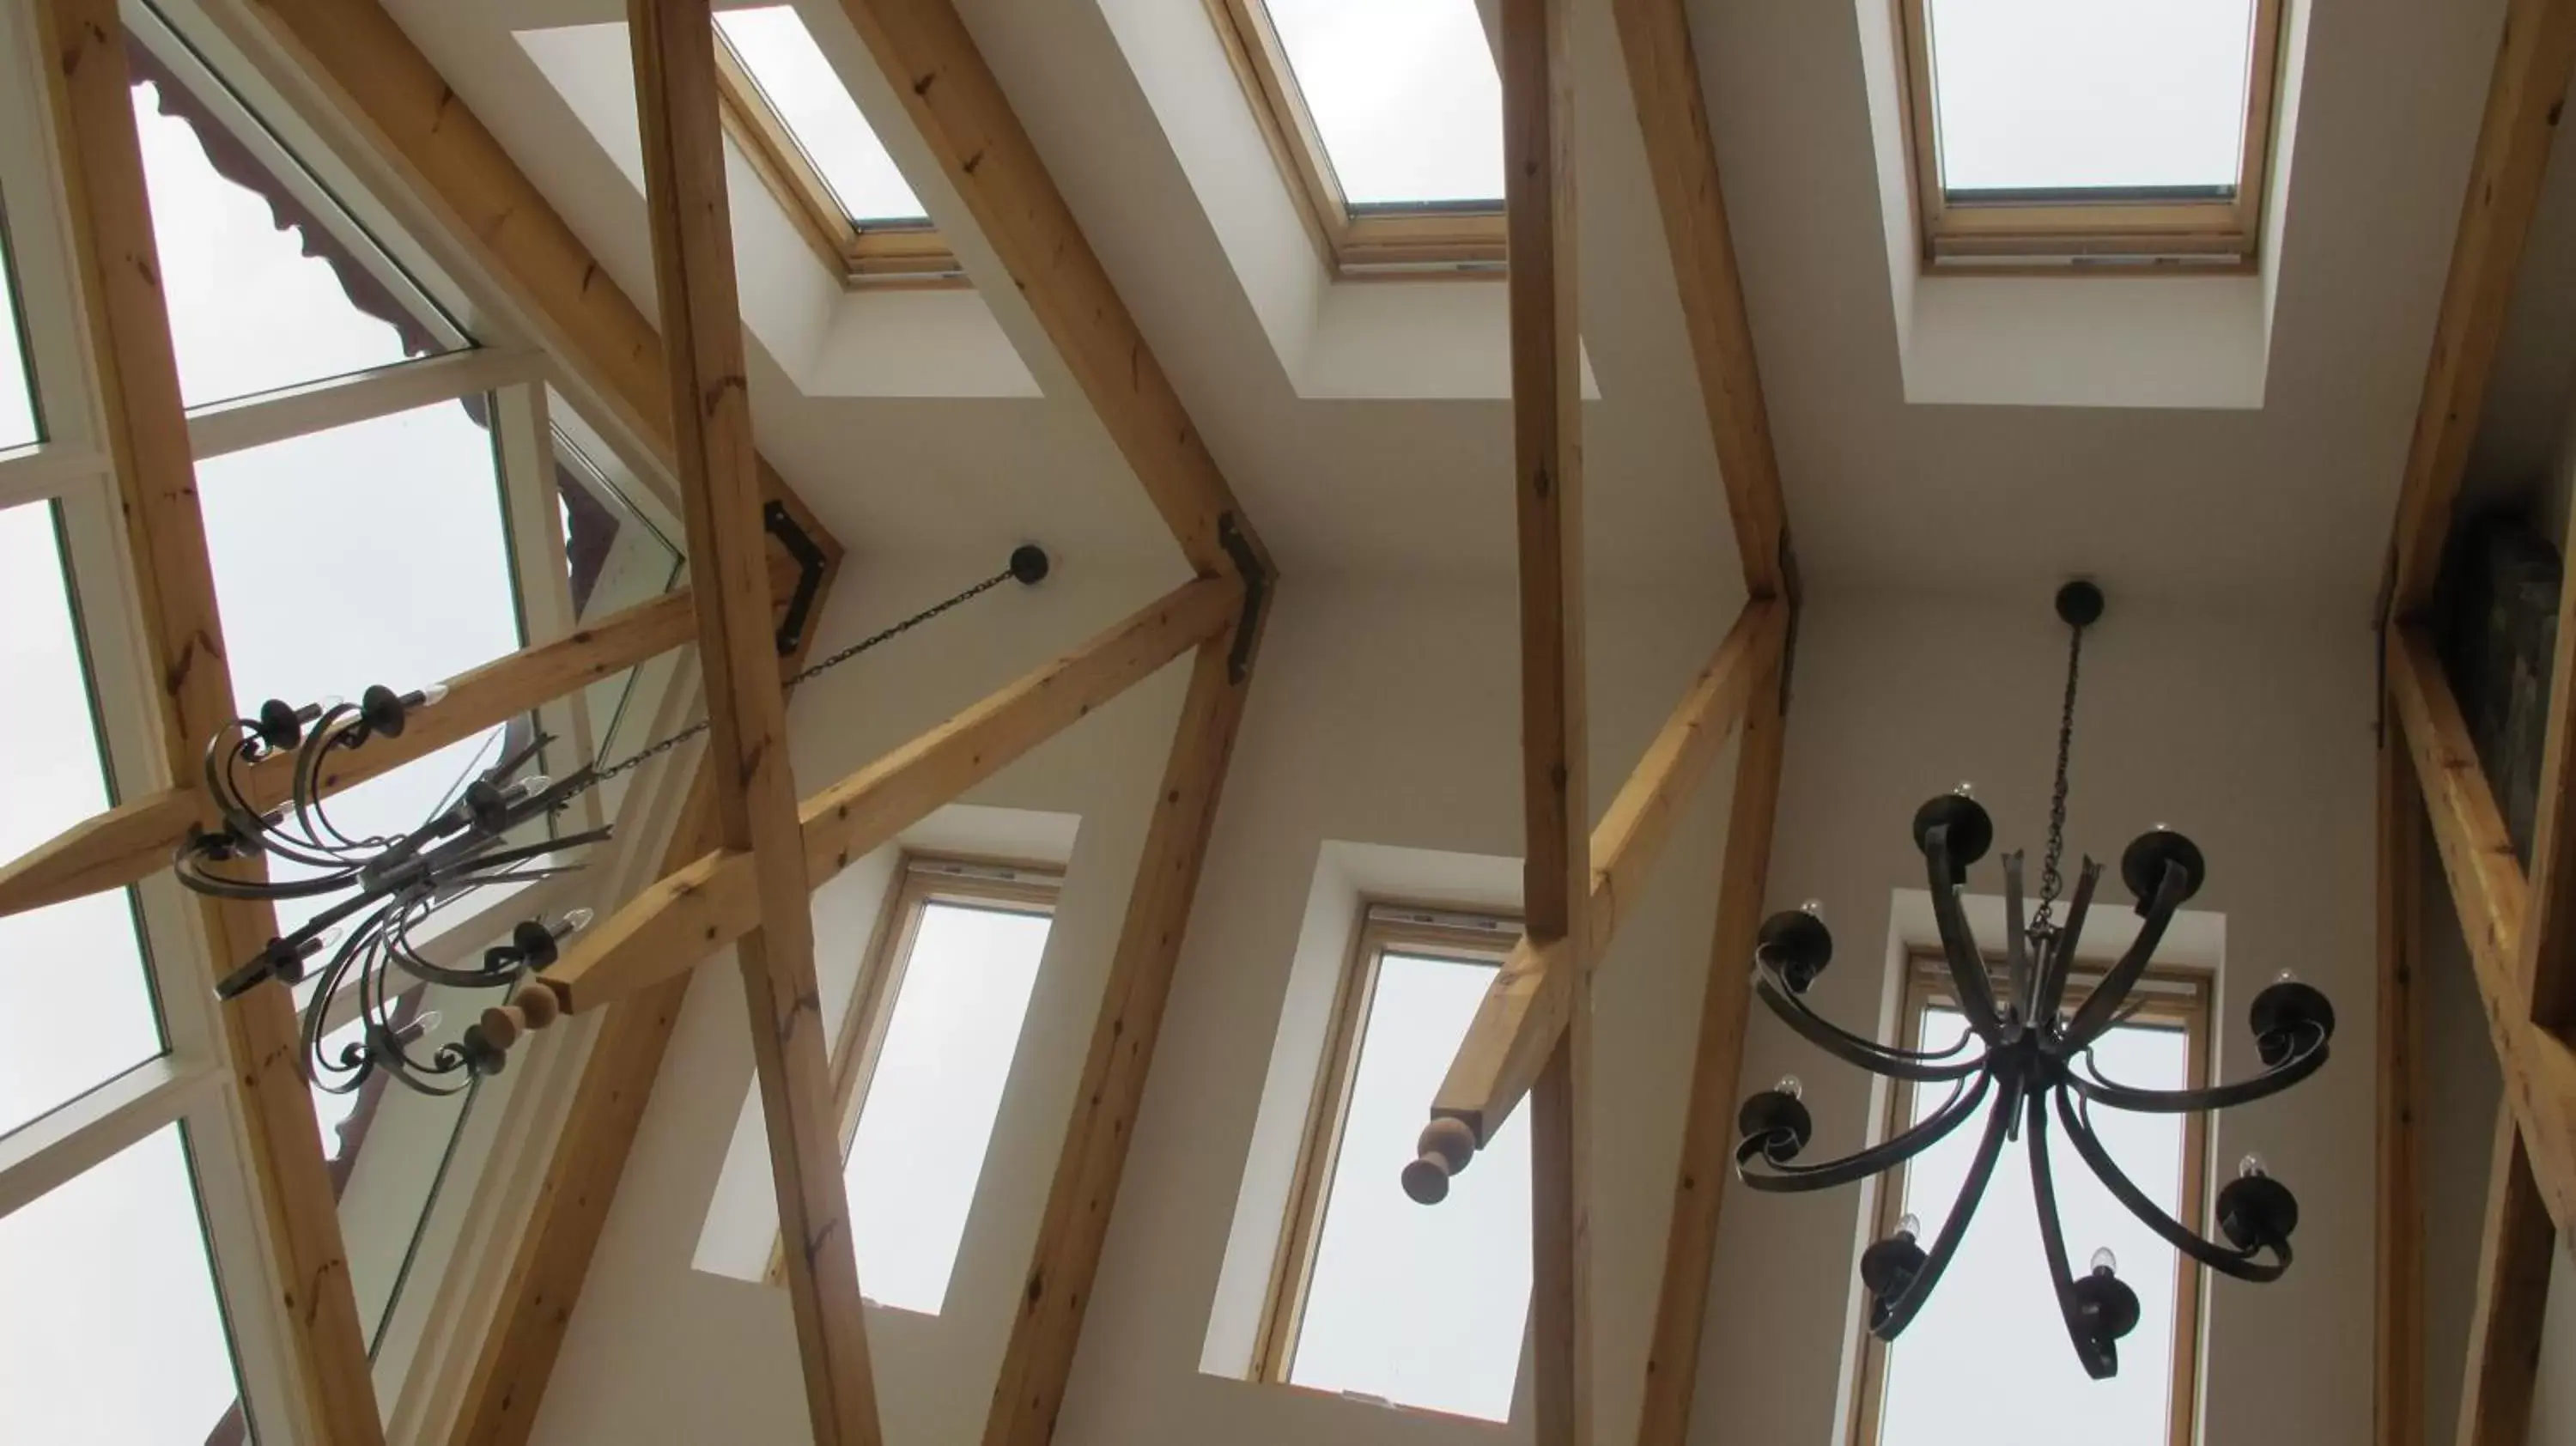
left=1897, top=1212, right=1921, bottom=1240
left=2274, top=968, right=2300, bottom=985
left=397, top=1010, right=442, bottom=1046
left=2152, top=822, right=2171, bottom=833
left=1800, top=899, right=1823, bottom=916
left=1774, top=1075, right=1803, bottom=1103
left=1953, top=781, right=1975, bottom=798
left=2089, top=1246, right=2117, bottom=1275
left=2239, top=1153, right=2269, bottom=1179
left=414, top=683, right=450, bottom=708
left=558, top=908, right=595, bottom=936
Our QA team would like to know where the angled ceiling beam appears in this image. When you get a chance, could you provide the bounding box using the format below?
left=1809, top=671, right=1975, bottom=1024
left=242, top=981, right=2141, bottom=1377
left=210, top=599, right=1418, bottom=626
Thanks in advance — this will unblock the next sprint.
left=37, top=0, right=382, bottom=1437
left=623, top=3, right=879, bottom=1440
left=827, top=0, right=1267, bottom=580
left=982, top=630, right=1259, bottom=1446
left=1606, top=0, right=1787, bottom=599
left=2451, top=1109, right=2555, bottom=1446
left=2384, top=0, right=2576, bottom=619
left=234, top=0, right=845, bottom=568
left=0, top=565, right=799, bottom=918
left=2377, top=736, right=2427, bottom=1446
left=526, top=577, right=1237, bottom=1018
left=1636, top=649, right=1785, bottom=1446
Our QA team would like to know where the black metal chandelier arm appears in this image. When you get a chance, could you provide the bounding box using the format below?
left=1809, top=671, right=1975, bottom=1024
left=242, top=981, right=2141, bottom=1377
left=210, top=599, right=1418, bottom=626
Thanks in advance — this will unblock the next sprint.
left=2032, top=860, right=2102, bottom=1024
left=1872, top=1078, right=2025, bottom=1341
left=1753, top=975, right=1990, bottom=1083
left=1923, top=827, right=2007, bottom=1042
left=2058, top=859, right=2189, bottom=1051
left=2054, top=1091, right=2286, bottom=1283
left=2003, top=851, right=2034, bottom=1026
left=2068, top=1026, right=2330, bottom=1115
left=1736, top=1071, right=1991, bottom=1194
left=2026, top=1091, right=2118, bottom=1379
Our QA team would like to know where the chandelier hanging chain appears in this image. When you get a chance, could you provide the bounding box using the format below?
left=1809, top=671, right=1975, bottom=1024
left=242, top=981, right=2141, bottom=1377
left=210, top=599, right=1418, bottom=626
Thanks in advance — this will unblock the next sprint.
left=560, top=560, right=1020, bottom=805
left=2031, top=615, right=2087, bottom=937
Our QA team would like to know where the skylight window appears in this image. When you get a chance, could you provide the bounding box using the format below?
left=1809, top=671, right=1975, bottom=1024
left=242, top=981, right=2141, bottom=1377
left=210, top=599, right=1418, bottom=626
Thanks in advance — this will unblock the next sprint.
left=713, top=8, right=957, bottom=283
left=0, top=217, right=35, bottom=449
left=1898, top=0, right=2282, bottom=264
left=1261, top=907, right=1528, bottom=1419
left=1208, top=0, right=1505, bottom=272
left=1853, top=959, right=2211, bottom=1446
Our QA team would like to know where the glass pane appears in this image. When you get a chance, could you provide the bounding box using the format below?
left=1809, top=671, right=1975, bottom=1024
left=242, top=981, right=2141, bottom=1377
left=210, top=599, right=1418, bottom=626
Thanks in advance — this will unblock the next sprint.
left=0, top=1124, right=252, bottom=1443
left=1263, top=0, right=1504, bottom=207
left=193, top=400, right=526, bottom=938
left=0, top=502, right=162, bottom=1137
left=131, top=52, right=459, bottom=409
left=1925, top=0, right=2255, bottom=194
left=0, top=210, right=35, bottom=448
left=1291, top=951, right=1528, bottom=1420
left=842, top=900, right=1050, bottom=1313
left=716, top=8, right=927, bottom=223
left=1879, top=1007, right=2190, bottom=1446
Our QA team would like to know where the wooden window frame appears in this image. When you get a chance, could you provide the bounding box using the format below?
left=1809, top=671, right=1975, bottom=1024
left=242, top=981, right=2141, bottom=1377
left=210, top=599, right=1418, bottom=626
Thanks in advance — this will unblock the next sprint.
left=710, top=36, right=963, bottom=289
left=763, top=853, right=1062, bottom=1288
left=1845, top=952, right=2214, bottom=1446
left=1891, top=0, right=2287, bottom=270
left=1200, top=0, right=1506, bottom=277
left=1251, top=901, right=1524, bottom=1386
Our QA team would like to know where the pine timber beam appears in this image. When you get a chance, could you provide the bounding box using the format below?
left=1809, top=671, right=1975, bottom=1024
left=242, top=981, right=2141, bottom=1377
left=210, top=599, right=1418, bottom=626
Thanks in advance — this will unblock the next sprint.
left=234, top=0, right=845, bottom=572
left=624, top=3, right=879, bottom=1440
left=0, top=564, right=798, bottom=920
left=1419, top=597, right=1781, bottom=1151
left=1605, top=0, right=1787, bottom=599
left=39, top=1, right=382, bottom=1437
left=2385, top=624, right=2576, bottom=1237
left=2451, top=1108, right=2555, bottom=1446
left=982, top=633, right=1258, bottom=1446
left=1635, top=647, right=1784, bottom=1446
left=2378, top=733, right=2427, bottom=1446
left=826, top=0, right=1266, bottom=580
left=2384, top=0, right=2576, bottom=619
left=526, top=576, right=1239, bottom=1018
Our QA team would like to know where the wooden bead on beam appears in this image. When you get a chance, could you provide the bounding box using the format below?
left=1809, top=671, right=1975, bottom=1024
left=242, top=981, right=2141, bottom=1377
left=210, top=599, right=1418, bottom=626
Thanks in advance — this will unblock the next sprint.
left=511, top=979, right=562, bottom=1030
left=479, top=1003, right=529, bottom=1054
left=1402, top=1116, right=1481, bottom=1205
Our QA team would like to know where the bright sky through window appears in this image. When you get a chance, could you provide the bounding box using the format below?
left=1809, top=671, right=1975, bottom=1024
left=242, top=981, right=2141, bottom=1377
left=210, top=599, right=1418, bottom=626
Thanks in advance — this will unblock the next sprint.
left=716, top=8, right=927, bottom=223
left=0, top=1126, right=245, bottom=1442
left=0, top=226, right=34, bottom=448
left=1925, top=0, right=2255, bottom=194
left=1291, top=951, right=1529, bottom=1420
left=842, top=901, right=1049, bottom=1314
left=1264, top=0, right=1504, bottom=207
left=0, top=503, right=161, bottom=1139
left=1877, top=1008, right=2190, bottom=1446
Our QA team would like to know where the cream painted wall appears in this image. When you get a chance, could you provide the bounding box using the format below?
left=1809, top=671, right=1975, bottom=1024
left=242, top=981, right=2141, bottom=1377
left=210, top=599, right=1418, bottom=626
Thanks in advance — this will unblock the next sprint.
left=1689, top=590, right=2379, bottom=1446
left=523, top=562, right=1745, bottom=1444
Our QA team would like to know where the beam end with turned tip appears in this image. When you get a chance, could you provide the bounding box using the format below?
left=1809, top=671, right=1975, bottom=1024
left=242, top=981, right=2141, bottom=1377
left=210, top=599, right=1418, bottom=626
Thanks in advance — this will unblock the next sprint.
left=1402, top=1115, right=1481, bottom=1205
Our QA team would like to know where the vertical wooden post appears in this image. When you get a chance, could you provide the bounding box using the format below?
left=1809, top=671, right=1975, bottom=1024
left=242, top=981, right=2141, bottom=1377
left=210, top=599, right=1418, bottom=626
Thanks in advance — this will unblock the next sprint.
left=36, top=2, right=383, bottom=1439
left=623, top=2, right=879, bottom=1441
left=2376, top=728, right=2425, bottom=1446
left=2451, top=1111, right=2555, bottom=1446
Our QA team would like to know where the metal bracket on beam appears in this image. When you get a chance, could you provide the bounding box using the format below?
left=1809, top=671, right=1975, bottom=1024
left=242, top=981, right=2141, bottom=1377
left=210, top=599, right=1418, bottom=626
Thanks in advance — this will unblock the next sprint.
left=762, top=501, right=829, bottom=657
left=1218, top=512, right=1269, bottom=684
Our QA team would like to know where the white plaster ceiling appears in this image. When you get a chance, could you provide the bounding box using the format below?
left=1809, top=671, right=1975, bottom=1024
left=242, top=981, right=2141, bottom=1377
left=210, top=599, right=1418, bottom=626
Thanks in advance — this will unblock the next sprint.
left=385, top=0, right=2511, bottom=613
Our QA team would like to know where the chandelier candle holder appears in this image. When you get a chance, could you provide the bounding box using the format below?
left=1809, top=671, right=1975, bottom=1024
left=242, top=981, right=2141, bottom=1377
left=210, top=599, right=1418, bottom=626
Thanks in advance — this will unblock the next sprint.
left=1729, top=581, right=2332, bottom=1380
left=173, top=544, right=1055, bottom=1096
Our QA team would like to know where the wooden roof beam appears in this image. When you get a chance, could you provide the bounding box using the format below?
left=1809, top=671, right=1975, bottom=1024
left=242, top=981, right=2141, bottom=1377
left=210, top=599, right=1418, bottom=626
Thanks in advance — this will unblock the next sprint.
left=1607, top=0, right=1788, bottom=599
left=828, top=0, right=1267, bottom=581
left=624, top=3, right=878, bottom=1439
left=2384, top=0, right=2576, bottom=619
left=2377, top=732, right=2427, bottom=1446
left=2451, top=1109, right=2555, bottom=1446
left=39, top=0, right=381, bottom=1437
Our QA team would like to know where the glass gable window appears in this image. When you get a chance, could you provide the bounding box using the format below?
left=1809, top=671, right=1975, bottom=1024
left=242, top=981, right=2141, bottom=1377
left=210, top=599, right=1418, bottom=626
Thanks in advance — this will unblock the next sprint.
left=1208, top=0, right=1505, bottom=273
left=713, top=7, right=958, bottom=283
left=1261, top=905, right=1528, bottom=1420
left=1899, top=0, right=2283, bottom=265
left=1853, top=958, right=2212, bottom=1446
left=0, top=214, right=35, bottom=449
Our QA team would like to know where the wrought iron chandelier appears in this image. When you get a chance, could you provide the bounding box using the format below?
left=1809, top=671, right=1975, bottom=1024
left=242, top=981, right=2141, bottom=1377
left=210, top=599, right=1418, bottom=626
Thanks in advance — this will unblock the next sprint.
left=1731, top=581, right=2333, bottom=1379
left=179, top=545, right=1052, bottom=1099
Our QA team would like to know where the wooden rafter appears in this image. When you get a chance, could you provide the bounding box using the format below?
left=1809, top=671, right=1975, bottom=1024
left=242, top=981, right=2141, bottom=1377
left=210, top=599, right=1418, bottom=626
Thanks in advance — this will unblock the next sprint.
left=827, top=0, right=1267, bottom=580
left=2384, top=0, right=2576, bottom=617
left=37, top=0, right=382, bottom=1437
left=1605, top=0, right=1787, bottom=599
left=527, top=578, right=1239, bottom=1017
left=2378, top=734, right=2427, bottom=1446
left=0, top=570, right=799, bottom=919
left=624, top=3, right=880, bottom=1440
left=1636, top=648, right=1785, bottom=1446
left=983, top=634, right=1258, bottom=1446
left=2451, top=1109, right=2555, bottom=1446
left=234, top=0, right=845, bottom=569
